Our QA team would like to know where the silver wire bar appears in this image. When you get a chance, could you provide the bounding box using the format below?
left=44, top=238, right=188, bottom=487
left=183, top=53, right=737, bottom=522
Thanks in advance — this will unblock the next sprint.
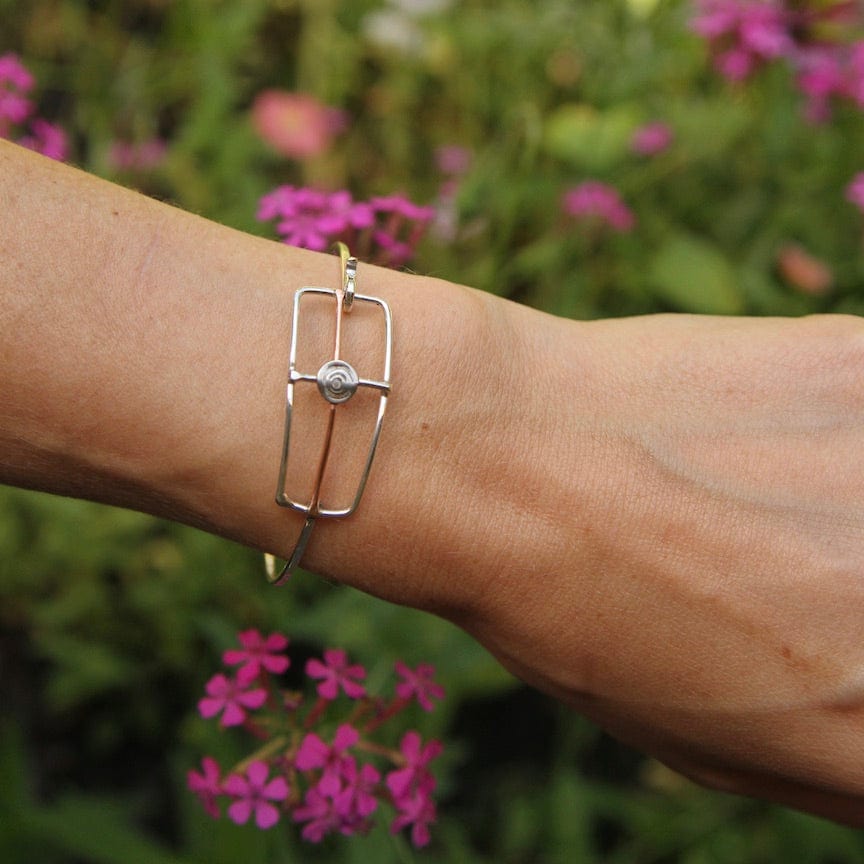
left=265, top=246, right=392, bottom=585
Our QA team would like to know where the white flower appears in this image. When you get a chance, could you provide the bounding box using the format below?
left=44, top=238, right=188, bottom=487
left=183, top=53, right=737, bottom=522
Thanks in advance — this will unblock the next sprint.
left=363, top=10, right=424, bottom=53
left=389, top=0, right=452, bottom=16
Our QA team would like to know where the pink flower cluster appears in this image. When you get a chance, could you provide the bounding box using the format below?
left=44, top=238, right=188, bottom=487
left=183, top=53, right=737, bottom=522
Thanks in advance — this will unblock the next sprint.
left=846, top=172, right=864, bottom=212
left=0, top=53, right=67, bottom=161
left=189, top=629, right=446, bottom=848
left=691, top=1, right=864, bottom=120
left=796, top=41, right=864, bottom=121
left=631, top=121, right=674, bottom=156
left=252, top=90, right=348, bottom=160
left=562, top=181, right=636, bottom=233
left=258, top=186, right=435, bottom=267
left=691, top=0, right=792, bottom=81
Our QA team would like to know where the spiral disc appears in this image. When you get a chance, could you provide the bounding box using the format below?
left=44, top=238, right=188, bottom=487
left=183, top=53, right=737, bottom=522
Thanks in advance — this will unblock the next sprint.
left=316, top=359, right=359, bottom=404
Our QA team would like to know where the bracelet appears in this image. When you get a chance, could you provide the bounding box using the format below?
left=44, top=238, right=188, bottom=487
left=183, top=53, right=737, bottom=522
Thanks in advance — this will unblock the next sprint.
left=264, top=243, right=392, bottom=585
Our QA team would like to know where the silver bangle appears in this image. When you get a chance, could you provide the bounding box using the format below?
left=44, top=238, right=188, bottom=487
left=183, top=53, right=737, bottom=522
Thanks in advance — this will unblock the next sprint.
left=264, top=243, right=392, bottom=585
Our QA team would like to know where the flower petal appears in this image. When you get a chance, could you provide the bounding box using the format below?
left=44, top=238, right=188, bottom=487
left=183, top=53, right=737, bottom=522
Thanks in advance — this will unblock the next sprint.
left=227, top=799, right=252, bottom=825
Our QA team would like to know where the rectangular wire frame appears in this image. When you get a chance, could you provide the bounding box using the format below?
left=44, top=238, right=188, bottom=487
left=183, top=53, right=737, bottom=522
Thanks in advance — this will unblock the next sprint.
left=275, top=285, right=392, bottom=519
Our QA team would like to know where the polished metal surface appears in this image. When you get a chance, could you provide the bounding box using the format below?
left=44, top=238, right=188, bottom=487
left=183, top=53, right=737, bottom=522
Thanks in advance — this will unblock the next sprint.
left=264, top=243, right=392, bottom=585
left=317, top=359, right=359, bottom=404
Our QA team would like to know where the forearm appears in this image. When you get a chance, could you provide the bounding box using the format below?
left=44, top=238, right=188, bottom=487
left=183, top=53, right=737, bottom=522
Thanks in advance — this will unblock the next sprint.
left=0, top=140, right=583, bottom=617
left=0, top=140, right=310, bottom=536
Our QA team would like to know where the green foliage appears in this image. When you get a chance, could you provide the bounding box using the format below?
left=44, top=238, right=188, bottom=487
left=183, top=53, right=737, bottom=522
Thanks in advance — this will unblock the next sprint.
left=649, top=232, right=745, bottom=315
left=544, top=103, right=642, bottom=172
left=2, top=0, right=864, bottom=862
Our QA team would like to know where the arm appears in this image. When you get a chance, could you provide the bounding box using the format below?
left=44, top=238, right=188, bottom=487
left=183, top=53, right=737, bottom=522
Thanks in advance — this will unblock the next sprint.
left=0, top=138, right=548, bottom=612
left=3, top=139, right=864, bottom=825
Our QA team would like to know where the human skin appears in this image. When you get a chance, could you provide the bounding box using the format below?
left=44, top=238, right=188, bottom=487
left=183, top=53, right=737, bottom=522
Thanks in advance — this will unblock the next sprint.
left=2, top=139, right=864, bottom=825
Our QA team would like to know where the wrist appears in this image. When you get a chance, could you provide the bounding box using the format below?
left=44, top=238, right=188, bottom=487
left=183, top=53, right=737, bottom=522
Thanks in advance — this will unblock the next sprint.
left=144, top=226, right=519, bottom=615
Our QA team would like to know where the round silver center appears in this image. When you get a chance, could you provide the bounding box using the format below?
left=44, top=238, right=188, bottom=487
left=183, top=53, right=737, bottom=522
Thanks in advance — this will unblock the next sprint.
left=317, top=359, right=359, bottom=404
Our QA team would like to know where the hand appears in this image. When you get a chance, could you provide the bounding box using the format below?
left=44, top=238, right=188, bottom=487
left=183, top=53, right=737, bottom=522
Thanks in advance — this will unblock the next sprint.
left=453, top=310, right=864, bottom=825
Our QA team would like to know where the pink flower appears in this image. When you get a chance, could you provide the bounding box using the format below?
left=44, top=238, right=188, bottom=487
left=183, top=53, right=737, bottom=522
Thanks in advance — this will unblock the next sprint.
left=691, top=1, right=792, bottom=56
left=334, top=759, right=381, bottom=823
left=223, top=629, right=290, bottom=680
left=385, top=731, right=443, bottom=803
left=390, top=786, right=437, bottom=848
left=371, top=230, right=414, bottom=267
left=306, top=649, right=367, bottom=700
left=0, top=55, right=68, bottom=160
left=369, top=195, right=435, bottom=266
left=251, top=90, right=347, bottom=159
left=803, top=49, right=847, bottom=99
left=18, top=119, right=67, bottom=161
left=631, top=121, right=674, bottom=156
left=187, top=756, right=222, bottom=819
left=223, top=761, right=289, bottom=830
left=293, top=784, right=343, bottom=842
left=257, top=185, right=434, bottom=266
left=691, top=0, right=793, bottom=82
left=198, top=671, right=267, bottom=727
left=0, top=53, right=34, bottom=91
left=435, top=145, right=472, bottom=176
left=690, top=0, right=742, bottom=39
left=394, top=661, right=445, bottom=712
left=562, top=181, right=635, bottom=233
left=293, top=756, right=380, bottom=841
left=387, top=733, right=440, bottom=849
left=258, top=186, right=352, bottom=251
left=274, top=190, right=340, bottom=250
left=0, top=53, right=33, bottom=129
left=786, top=37, right=864, bottom=120
left=846, top=173, right=864, bottom=212
left=295, top=723, right=360, bottom=792
left=371, top=194, right=436, bottom=222
left=716, top=45, right=756, bottom=80
left=738, top=2, right=790, bottom=58
left=327, top=190, right=376, bottom=230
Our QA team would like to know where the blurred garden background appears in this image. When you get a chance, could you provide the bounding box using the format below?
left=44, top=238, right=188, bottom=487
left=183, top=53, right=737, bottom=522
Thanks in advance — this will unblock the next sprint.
left=3, top=0, right=864, bottom=861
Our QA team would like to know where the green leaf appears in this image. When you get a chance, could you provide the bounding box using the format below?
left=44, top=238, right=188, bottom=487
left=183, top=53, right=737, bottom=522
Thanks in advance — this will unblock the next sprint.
left=0, top=723, right=30, bottom=811
left=13, top=795, right=196, bottom=864
left=668, top=98, right=753, bottom=161
left=36, top=633, right=135, bottom=711
left=543, top=103, right=640, bottom=172
left=649, top=234, right=745, bottom=314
